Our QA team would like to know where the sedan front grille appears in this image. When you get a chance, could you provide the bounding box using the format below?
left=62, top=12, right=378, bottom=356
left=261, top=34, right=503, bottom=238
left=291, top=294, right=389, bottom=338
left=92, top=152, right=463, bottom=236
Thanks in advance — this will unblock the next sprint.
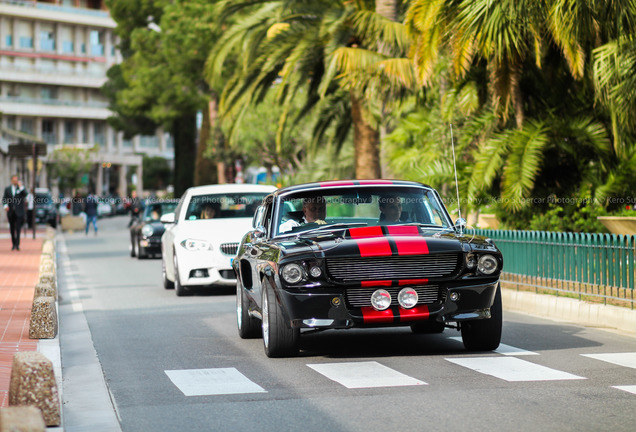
left=220, top=242, right=239, bottom=255
left=326, top=253, right=460, bottom=282
left=345, top=285, right=441, bottom=308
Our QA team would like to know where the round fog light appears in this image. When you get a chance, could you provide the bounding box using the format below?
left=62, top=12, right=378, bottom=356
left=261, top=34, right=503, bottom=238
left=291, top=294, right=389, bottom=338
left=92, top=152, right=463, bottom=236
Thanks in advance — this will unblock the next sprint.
left=398, top=288, right=418, bottom=309
left=309, top=266, right=322, bottom=277
left=371, top=289, right=391, bottom=311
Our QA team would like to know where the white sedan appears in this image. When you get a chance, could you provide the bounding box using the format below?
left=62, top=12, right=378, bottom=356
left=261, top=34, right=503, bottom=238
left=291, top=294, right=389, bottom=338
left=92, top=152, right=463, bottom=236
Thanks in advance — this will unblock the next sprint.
left=160, top=184, right=277, bottom=296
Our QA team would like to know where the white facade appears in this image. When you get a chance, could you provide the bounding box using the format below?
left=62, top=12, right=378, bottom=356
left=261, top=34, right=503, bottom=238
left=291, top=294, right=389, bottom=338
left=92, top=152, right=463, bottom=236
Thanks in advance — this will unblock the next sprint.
left=0, top=0, right=174, bottom=203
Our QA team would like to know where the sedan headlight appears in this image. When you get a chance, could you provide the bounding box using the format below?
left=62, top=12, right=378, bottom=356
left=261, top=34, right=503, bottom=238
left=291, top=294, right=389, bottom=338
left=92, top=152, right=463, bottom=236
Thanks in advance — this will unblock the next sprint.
left=180, top=239, right=211, bottom=251
left=477, top=254, right=498, bottom=275
left=281, top=263, right=304, bottom=284
left=141, top=225, right=154, bottom=237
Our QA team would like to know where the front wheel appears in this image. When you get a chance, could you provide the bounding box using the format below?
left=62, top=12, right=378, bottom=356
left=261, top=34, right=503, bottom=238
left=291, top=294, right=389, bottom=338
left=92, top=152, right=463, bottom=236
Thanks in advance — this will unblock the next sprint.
left=162, top=258, right=174, bottom=290
left=237, top=281, right=261, bottom=339
left=174, top=253, right=191, bottom=297
left=262, top=279, right=298, bottom=357
left=461, top=284, right=502, bottom=351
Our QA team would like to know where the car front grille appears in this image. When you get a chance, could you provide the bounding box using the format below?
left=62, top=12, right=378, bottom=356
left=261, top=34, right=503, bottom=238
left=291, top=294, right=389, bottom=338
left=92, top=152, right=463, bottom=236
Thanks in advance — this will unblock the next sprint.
left=345, top=285, right=442, bottom=308
left=220, top=242, right=239, bottom=255
left=326, top=253, right=460, bottom=282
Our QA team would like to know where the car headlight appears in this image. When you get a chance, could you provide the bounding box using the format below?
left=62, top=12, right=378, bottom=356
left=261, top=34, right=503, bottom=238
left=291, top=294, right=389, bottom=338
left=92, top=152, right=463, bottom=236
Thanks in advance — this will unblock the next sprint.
left=281, top=263, right=304, bottom=284
left=477, top=254, right=498, bottom=275
left=141, top=225, right=154, bottom=237
left=180, top=239, right=211, bottom=251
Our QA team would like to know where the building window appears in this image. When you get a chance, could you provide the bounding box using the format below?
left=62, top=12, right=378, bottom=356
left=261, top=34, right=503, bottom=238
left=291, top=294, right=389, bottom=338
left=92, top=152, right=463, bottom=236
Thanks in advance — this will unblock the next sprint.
left=94, top=123, right=105, bottom=147
left=20, top=118, right=35, bottom=135
left=122, top=137, right=133, bottom=148
left=62, top=41, right=74, bottom=53
left=5, top=35, right=12, bottom=47
left=81, top=43, right=86, bottom=53
left=89, top=30, right=104, bottom=56
left=42, top=120, right=56, bottom=144
left=41, top=86, right=58, bottom=100
left=140, top=135, right=158, bottom=148
left=40, top=31, right=56, bottom=51
left=19, top=36, right=33, bottom=49
left=64, top=121, right=75, bottom=144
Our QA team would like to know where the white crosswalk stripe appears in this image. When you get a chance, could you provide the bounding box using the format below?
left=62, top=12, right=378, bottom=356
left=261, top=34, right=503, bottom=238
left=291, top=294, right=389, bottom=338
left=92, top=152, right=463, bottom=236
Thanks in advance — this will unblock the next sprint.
left=613, top=385, right=636, bottom=395
left=307, top=361, right=427, bottom=389
left=165, top=368, right=267, bottom=396
left=447, top=337, right=538, bottom=355
left=581, top=353, right=636, bottom=369
left=446, top=357, right=587, bottom=382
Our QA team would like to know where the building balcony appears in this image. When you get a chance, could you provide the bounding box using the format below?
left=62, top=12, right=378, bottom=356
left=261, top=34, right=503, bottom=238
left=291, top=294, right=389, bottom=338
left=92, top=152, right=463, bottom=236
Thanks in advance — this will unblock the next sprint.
left=0, top=62, right=107, bottom=87
left=0, top=1, right=115, bottom=28
left=0, top=95, right=110, bottom=119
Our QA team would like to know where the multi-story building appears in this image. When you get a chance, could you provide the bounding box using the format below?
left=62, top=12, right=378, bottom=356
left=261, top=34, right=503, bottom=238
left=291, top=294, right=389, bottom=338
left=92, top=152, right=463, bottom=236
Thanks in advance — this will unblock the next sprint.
left=0, top=0, right=173, bottom=210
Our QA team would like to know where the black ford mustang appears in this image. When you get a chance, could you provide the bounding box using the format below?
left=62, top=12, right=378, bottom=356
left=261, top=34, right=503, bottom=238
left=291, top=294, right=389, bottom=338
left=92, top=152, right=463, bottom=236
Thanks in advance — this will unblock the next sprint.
left=233, top=180, right=503, bottom=357
left=130, top=199, right=179, bottom=259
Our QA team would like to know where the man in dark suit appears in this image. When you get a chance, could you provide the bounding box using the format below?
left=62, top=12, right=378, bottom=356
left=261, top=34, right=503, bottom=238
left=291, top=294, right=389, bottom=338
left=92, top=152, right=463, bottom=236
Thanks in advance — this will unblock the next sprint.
left=2, top=175, right=27, bottom=251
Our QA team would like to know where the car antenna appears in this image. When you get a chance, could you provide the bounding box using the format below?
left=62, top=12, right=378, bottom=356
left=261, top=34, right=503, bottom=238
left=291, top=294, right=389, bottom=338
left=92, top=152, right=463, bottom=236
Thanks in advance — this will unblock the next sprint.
left=450, top=123, right=463, bottom=236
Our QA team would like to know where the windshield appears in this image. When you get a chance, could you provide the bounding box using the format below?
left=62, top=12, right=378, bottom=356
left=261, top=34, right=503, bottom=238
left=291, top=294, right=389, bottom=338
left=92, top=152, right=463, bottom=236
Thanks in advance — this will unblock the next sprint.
left=276, top=186, right=451, bottom=236
left=143, top=201, right=178, bottom=221
left=185, top=193, right=267, bottom=221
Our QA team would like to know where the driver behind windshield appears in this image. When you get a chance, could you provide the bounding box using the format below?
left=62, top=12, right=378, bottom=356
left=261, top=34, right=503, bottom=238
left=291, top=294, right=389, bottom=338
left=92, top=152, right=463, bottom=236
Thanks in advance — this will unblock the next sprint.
left=378, top=194, right=403, bottom=223
left=279, top=197, right=326, bottom=233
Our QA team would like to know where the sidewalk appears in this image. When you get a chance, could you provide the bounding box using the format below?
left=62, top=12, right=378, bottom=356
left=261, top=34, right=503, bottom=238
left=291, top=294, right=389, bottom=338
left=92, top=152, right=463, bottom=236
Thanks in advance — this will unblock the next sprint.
left=0, top=226, right=44, bottom=407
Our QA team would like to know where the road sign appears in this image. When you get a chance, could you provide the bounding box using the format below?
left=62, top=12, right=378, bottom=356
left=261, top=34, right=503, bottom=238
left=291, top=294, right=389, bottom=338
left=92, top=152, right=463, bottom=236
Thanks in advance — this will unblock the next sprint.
left=8, top=143, right=47, bottom=158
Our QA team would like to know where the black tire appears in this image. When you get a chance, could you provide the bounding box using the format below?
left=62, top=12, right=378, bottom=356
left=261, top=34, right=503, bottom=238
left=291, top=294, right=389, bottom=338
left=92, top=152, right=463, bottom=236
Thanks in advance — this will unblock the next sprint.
left=411, top=321, right=445, bottom=334
left=174, top=253, right=191, bottom=297
left=461, top=284, right=503, bottom=351
left=130, top=236, right=136, bottom=257
left=262, top=279, right=299, bottom=357
left=162, top=258, right=174, bottom=290
left=237, top=281, right=261, bottom=339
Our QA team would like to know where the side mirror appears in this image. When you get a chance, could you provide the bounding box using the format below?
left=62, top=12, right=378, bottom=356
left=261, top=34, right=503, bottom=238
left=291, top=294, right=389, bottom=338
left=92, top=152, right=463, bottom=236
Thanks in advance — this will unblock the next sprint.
left=160, top=212, right=176, bottom=224
left=253, top=225, right=267, bottom=239
left=455, top=217, right=467, bottom=228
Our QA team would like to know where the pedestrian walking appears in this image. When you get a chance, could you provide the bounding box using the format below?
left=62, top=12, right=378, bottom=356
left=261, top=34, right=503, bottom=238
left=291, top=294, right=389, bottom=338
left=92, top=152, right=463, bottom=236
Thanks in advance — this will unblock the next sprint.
left=84, top=191, right=98, bottom=235
left=2, top=175, right=27, bottom=251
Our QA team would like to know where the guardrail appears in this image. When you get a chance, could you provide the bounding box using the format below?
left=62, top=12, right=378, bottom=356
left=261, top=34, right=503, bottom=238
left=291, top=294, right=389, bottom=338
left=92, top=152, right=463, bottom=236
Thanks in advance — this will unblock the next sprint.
left=471, top=229, right=636, bottom=309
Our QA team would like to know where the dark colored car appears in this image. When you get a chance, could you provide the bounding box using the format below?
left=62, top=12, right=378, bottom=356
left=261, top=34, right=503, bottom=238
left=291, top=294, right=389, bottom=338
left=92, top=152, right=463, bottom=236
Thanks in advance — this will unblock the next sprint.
left=130, top=199, right=179, bottom=259
left=34, top=189, right=58, bottom=228
left=233, top=180, right=504, bottom=357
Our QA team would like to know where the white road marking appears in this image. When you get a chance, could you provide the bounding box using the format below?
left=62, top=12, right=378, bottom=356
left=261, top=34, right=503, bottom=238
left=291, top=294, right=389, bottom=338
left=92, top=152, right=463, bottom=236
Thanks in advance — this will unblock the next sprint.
left=446, top=357, right=586, bottom=382
left=613, top=385, right=636, bottom=395
left=448, top=337, right=538, bottom=355
left=581, top=353, right=636, bottom=369
left=165, top=368, right=267, bottom=396
left=307, top=361, right=427, bottom=389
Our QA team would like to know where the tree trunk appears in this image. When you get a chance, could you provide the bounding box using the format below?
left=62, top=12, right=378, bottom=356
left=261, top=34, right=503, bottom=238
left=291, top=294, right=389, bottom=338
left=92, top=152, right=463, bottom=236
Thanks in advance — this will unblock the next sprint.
left=376, top=0, right=398, bottom=178
left=350, top=91, right=381, bottom=179
left=511, top=64, right=524, bottom=129
left=194, top=97, right=219, bottom=186
left=172, top=113, right=197, bottom=197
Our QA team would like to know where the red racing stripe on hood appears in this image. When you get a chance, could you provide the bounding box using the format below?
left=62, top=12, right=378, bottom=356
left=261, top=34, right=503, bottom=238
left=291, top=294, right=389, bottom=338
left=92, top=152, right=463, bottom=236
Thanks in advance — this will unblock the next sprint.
left=348, top=226, right=392, bottom=257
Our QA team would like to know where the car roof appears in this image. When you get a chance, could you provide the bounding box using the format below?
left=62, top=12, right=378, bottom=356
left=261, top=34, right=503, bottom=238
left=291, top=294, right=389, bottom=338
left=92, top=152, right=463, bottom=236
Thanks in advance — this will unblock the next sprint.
left=183, top=183, right=277, bottom=197
left=273, top=179, right=433, bottom=197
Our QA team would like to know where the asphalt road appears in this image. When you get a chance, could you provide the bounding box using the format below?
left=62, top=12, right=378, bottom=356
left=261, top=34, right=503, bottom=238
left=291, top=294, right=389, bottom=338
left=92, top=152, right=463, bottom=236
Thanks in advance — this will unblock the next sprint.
left=59, top=216, right=636, bottom=432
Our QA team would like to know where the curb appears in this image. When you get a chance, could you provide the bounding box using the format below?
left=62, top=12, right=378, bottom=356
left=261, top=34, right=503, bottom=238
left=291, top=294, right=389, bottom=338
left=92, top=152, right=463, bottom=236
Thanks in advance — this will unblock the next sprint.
left=502, top=287, right=636, bottom=337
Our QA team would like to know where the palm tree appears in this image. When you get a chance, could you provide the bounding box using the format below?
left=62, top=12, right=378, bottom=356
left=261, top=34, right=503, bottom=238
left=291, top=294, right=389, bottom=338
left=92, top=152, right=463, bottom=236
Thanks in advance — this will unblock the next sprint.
left=207, top=0, right=413, bottom=179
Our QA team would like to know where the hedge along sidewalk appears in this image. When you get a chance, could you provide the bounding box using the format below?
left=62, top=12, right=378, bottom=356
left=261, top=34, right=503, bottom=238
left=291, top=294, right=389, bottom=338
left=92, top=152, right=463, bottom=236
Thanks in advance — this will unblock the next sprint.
left=0, top=227, right=57, bottom=408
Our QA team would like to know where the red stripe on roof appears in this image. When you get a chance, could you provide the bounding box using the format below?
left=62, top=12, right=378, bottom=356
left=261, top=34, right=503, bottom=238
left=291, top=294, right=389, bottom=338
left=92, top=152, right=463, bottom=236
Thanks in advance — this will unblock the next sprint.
left=319, top=181, right=356, bottom=187
left=361, top=307, right=395, bottom=323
